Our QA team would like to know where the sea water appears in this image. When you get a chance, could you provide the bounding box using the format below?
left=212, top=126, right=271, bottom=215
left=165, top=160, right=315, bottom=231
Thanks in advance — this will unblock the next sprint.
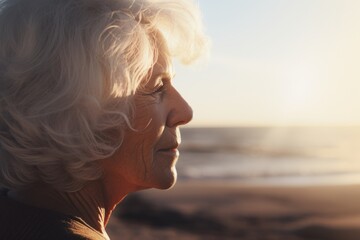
left=177, top=126, right=360, bottom=186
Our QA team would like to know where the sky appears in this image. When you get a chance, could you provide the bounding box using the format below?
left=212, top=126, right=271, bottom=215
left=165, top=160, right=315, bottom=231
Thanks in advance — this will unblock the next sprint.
left=174, top=0, right=360, bottom=127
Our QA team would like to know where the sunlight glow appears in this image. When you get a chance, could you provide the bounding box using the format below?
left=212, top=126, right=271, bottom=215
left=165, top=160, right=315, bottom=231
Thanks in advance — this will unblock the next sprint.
left=177, top=0, right=360, bottom=127
left=282, top=65, right=320, bottom=111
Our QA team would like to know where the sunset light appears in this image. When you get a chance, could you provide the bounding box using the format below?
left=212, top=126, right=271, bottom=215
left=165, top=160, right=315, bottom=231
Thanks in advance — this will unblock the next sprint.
left=176, top=0, right=360, bottom=127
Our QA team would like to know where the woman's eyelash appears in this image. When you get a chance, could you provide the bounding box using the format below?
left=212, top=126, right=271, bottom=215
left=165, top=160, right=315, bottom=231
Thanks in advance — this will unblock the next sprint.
left=153, top=78, right=170, bottom=94
left=153, top=84, right=165, bottom=94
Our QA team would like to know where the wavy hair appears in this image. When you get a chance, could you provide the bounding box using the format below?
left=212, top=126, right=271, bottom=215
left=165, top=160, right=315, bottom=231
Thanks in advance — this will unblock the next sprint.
left=0, top=0, right=207, bottom=191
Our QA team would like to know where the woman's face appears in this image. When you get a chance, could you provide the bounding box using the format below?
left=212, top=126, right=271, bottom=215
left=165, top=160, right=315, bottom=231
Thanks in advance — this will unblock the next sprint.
left=101, top=53, right=193, bottom=190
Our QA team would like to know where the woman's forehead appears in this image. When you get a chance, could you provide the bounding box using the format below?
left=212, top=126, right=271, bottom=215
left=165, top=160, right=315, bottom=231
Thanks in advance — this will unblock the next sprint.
left=146, top=51, right=173, bottom=83
left=152, top=32, right=173, bottom=75
left=153, top=55, right=172, bottom=77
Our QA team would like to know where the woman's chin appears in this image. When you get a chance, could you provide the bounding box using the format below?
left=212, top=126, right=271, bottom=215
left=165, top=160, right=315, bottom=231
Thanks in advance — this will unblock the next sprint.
left=154, top=169, right=177, bottom=190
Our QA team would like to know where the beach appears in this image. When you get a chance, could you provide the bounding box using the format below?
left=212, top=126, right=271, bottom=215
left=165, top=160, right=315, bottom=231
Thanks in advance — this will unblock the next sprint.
left=105, top=127, right=360, bottom=239
left=106, top=181, right=360, bottom=240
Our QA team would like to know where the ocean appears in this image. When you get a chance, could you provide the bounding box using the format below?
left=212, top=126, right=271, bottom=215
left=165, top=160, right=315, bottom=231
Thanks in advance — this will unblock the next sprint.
left=177, top=126, right=360, bottom=186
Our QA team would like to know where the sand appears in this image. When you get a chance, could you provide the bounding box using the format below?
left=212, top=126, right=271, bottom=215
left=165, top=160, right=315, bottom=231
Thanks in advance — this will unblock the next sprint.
left=106, top=181, right=360, bottom=240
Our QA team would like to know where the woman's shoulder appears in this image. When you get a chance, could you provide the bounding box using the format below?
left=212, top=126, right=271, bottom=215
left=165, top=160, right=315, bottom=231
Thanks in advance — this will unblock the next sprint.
left=0, top=188, right=106, bottom=240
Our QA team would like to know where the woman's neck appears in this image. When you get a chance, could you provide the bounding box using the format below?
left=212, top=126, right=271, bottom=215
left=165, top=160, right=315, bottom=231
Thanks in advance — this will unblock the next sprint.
left=7, top=179, right=133, bottom=237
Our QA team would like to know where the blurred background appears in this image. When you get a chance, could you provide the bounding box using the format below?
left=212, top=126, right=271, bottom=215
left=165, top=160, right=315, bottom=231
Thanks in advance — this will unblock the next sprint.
left=108, top=1, right=360, bottom=239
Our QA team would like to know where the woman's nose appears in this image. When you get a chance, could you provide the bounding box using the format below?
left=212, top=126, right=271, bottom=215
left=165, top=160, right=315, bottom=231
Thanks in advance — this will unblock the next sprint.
left=166, top=88, right=193, bottom=128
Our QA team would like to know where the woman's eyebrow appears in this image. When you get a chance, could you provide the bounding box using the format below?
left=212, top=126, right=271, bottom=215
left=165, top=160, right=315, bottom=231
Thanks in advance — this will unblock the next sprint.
left=155, top=72, right=175, bottom=81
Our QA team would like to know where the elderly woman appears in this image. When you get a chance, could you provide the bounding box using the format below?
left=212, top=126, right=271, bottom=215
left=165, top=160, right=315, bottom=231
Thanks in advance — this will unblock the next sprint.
left=0, top=0, right=207, bottom=239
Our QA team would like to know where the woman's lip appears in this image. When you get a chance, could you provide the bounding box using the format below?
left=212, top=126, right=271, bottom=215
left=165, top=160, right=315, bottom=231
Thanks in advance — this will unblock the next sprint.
left=158, top=148, right=179, bottom=157
left=158, top=148, right=178, bottom=152
left=158, top=143, right=179, bottom=152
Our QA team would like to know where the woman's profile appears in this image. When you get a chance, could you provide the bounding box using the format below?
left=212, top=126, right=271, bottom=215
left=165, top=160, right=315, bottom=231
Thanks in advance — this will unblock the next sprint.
left=0, top=0, right=207, bottom=239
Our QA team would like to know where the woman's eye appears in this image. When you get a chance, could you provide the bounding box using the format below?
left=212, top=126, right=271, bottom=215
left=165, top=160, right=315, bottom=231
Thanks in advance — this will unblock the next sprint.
left=153, top=85, right=165, bottom=94
left=140, top=77, right=171, bottom=97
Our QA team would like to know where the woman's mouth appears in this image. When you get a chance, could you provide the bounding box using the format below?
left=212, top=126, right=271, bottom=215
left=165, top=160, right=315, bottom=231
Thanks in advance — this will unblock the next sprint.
left=158, top=147, right=179, bottom=158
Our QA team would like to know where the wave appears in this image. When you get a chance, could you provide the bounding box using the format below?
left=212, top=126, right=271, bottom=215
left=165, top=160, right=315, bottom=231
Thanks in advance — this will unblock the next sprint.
left=180, top=143, right=313, bottom=158
left=177, top=127, right=360, bottom=185
left=179, top=169, right=360, bottom=180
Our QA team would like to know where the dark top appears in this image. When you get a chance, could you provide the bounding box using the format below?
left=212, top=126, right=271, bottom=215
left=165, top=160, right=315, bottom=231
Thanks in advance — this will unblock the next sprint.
left=0, top=188, right=107, bottom=240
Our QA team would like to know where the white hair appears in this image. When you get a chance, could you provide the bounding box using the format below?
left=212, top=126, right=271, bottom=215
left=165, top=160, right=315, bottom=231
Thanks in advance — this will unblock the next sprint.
left=0, top=0, right=207, bottom=192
